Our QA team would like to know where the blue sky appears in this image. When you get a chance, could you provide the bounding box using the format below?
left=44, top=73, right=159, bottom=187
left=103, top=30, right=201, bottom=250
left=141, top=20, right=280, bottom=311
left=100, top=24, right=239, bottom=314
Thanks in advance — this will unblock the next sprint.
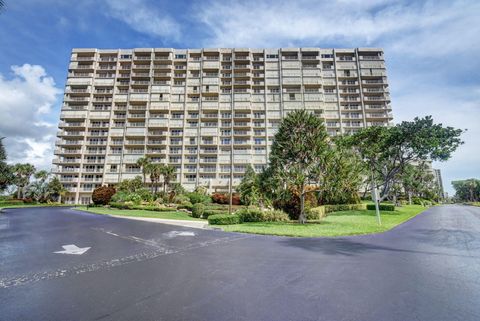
left=0, top=0, right=479, bottom=195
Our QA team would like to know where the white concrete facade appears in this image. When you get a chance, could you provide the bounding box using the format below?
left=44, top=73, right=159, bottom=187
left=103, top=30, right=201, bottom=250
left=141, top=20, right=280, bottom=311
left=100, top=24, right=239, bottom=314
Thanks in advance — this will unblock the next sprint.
left=53, top=48, right=393, bottom=204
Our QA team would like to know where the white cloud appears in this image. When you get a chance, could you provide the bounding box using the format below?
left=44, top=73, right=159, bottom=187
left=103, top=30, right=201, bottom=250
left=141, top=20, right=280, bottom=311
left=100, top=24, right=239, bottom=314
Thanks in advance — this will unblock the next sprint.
left=193, top=0, right=479, bottom=49
left=104, top=0, right=181, bottom=41
left=0, top=64, right=61, bottom=170
left=188, top=0, right=480, bottom=194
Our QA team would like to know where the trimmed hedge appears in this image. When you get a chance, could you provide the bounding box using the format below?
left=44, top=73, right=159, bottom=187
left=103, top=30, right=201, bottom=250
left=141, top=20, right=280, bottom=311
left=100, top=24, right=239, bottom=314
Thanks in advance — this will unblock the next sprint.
left=203, top=209, right=228, bottom=219
left=177, top=202, right=193, bottom=211
left=324, top=204, right=367, bottom=212
left=307, top=203, right=368, bottom=220
left=307, top=206, right=326, bottom=220
left=235, top=208, right=264, bottom=222
left=109, top=202, right=177, bottom=212
left=208, top=214, right=241, bottom=225
left=262, top=210, right=290, bottom=222
left=0, top=199, right=25, bottom=206
left=366, top=204, right=395, bottom=211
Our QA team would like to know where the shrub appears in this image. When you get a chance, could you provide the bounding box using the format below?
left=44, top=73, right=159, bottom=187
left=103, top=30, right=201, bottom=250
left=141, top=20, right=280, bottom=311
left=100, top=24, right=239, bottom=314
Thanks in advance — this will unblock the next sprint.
left=210, top=192, right=242, bottom=205
left=127, top=193, right=142, bottom=205
left=262, top=210, right=290, bottom=222
left=307, top=206, right=326, bottom=220
left=173, top=194, right=191, bottom=204
left=0, top=199, right=24, bottom=206
left=324, top=204, right=367, bottom=212
left=211, top=192, right=228, bottom=204
left=232, top=194, right=241, bottom=205
left=194, top=186, right=208, bottom=195
left=366, top=204, right=395, bottom=211
left=188, top=192, right=211, bottom=205
left=92, top=186, right=116, bottom=205
left=23, top=197, right=35, bottom=204
left=203, top=209, right=228, bottom=219
left=412, top=197, right=424, bottom=205
left=235, top=208, right=264, bottom=222
left=110, top=202, right=131, bottom=209
left=177, top=201, right=193, bottom=211
left=111, top=191, right=128, bottom=203
left=208, top=214, right=241, bottom=225
left=273, top=186, right=318, bottom=220
left=191, top=203, right=205, bottom=218
left=136, top=188, right=154, bottom=202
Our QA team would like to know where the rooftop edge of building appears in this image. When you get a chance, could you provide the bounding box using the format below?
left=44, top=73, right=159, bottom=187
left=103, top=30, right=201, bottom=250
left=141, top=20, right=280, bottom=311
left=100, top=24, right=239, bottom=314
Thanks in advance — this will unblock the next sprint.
left=71, top=47, right=384, bottom=53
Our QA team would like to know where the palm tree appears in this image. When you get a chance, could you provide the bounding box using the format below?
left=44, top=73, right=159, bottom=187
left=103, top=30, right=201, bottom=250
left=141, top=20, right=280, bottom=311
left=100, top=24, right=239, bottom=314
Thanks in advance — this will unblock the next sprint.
left=136, top=156, right=151, bottom=187
left=12, top=163, right=36, bottom=199
left=162, top=165, right=176, bottom=194
left=34, top=170, right=49, bottom=184
left=147, top=163, right=164, bottom=194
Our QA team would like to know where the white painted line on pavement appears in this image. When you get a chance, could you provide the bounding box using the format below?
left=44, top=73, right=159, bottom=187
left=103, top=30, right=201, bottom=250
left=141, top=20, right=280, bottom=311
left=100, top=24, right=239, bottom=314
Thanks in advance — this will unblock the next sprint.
left=54, top=244, right=91, bottom=255
left=165, top=231, right=196, bottom=237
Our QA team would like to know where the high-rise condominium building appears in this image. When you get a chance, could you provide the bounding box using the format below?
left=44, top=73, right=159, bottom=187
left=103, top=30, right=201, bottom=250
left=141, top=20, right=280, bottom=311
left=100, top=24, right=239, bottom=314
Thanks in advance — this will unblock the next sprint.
left=53, top=48, right=392, bottom=204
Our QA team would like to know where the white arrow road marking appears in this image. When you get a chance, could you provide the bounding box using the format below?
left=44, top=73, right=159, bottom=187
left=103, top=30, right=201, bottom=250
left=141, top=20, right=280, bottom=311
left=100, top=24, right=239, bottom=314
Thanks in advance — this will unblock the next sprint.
left=165, top=231, right=196, bottom=238
left=54, top=244, right=91, bottom=255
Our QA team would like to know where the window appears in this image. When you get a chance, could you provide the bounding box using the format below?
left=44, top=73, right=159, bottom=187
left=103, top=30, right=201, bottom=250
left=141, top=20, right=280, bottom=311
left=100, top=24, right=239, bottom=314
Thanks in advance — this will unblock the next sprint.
left=110, top=165, right=117, bottom=172
left=266, top=54, right=279, bottom=59
left=175, top=54, right=186, bottom=59
left=289, top=93, right=296, bottom=100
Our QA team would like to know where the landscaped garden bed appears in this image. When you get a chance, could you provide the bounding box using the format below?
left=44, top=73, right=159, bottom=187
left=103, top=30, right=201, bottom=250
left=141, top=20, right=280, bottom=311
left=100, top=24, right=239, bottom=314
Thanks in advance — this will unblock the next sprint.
left=217, top=205, right=426, bottom=237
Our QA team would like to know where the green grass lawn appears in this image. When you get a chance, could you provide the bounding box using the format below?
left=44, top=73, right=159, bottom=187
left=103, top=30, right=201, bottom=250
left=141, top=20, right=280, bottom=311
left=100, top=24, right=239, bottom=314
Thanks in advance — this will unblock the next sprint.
left=221, top=204, right=427, bottom=237
left=76, top=206, right=205, bottom=221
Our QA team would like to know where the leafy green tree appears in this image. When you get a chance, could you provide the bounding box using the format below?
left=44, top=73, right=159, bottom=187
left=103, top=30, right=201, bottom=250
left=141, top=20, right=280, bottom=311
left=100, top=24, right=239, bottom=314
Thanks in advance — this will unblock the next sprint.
left=269, top=110, right=329, bottom=223
left=12, top=163, right=36, bottom=199
left=47, top=176, right=68, bottom=202
left=395, top=162, right=437, bottom=203
left=452, top=179, right=480, bottom=202
left=136, top=156, right=151, bottom=187
left=237, top=164, right=260, bottom=206
left=0, top=138, right=13, bottom=192
left=320, top=140, right=365, bottom=205
left=117, top=176, right=144, bottom=193
left=345, top=116, right=464, bottom=201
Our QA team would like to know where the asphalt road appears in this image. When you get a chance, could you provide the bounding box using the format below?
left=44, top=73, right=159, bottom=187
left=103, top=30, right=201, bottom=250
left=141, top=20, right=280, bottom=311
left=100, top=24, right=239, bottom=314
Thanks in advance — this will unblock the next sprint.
left=1, top=205, right=479, bottom=321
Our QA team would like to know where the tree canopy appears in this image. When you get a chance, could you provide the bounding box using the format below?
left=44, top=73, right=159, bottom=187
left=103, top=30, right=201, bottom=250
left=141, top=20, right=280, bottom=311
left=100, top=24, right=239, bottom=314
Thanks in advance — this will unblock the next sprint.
left=269, top=109, right=329, bottom=223
left=345, top=116, right=464, bottom=201
left=452, top=179, right=480, bottom=202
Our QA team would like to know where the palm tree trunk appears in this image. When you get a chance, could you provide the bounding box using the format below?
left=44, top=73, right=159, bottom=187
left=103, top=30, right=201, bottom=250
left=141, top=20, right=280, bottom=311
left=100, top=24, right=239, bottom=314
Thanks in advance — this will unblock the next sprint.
left=299, top=183, right=306, bottom=224
left=17, top=185, right=21, bottom=199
